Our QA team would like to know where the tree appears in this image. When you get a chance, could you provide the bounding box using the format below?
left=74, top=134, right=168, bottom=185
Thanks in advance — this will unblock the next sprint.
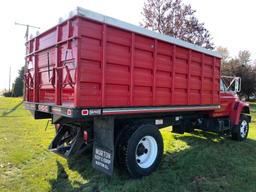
left=141, top=0, right=214, bottom=49
left=220, top=49, right=256, bottom=100
left=234, top=64, right=256, bottom=100
left=12, top=66, right=24, bottom=97
left=238, top=50, right=251, bottom=66
left=216, top=46, right=230, bottom=65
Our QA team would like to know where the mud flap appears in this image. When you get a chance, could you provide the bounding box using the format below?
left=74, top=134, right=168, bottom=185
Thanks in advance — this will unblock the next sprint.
left=92, top=117, right=114, bottom=176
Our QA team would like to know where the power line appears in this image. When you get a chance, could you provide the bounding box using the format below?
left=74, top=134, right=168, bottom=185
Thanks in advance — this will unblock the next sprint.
left=14, top=22, right=40, bottom=98
left=15, top=22, right=40, bottom=41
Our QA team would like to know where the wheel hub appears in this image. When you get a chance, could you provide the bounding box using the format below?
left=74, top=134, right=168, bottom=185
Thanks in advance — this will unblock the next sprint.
left=135, top=136, right=158, bottom=169
left=136, top=143, right=147, bottom=156
left=240, top=120, right=248, bottom=138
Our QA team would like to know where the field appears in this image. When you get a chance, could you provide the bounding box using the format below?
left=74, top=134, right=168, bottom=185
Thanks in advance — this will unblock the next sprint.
left=1, top=97, right=256, bottom=192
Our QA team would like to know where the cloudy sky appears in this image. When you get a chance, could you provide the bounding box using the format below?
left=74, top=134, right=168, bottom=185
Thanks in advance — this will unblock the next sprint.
left=0, top=0, right=255, bottom=90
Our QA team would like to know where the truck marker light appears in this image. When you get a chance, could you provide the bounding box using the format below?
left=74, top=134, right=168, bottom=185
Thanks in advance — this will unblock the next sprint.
left=66, top=109, right=72, bottom=116
left=81, top=109, right=89, bottom=116
left=155, top=119, right=163, bottom=125
left=175, top=116, right=180, bottom=121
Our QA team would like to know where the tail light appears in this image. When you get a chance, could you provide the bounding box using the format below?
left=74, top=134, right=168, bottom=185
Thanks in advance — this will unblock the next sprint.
left=83, top=131, right=88, bottom=143
left=54, top=124, right=61, bottom=132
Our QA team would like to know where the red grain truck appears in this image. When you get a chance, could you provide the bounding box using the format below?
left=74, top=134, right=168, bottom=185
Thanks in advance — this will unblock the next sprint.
left=24, top=7, right=251, bottom=178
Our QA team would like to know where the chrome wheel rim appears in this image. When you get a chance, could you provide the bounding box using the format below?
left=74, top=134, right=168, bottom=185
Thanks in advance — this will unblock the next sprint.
left=240, top=120, right=248, bottom=138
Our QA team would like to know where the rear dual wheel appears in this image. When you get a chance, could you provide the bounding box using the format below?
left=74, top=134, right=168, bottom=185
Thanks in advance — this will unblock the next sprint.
left=116, top=124, right=163, bottom=178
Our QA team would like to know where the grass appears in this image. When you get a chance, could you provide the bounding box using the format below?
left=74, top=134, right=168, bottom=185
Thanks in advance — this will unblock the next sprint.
left=0, top=97, right=256, bottom=192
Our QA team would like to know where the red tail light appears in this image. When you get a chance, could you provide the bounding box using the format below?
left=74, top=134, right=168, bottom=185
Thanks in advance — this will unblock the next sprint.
left=83, top=131, right=88, bottom=143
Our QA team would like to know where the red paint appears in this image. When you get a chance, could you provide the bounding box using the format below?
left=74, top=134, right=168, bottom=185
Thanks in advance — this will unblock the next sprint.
left=33, top=37, right=39, bottom=102
left=25, top=15, right=249, bottom=123
left=66, top=109, right=72, bottom=116
left=230, top=101, right=249, bottom=125
left=25, top=16, right=221, bottom=108
left=211, top=92, right=249, bottom=125
left=101, top=24, right=107, bottom=106
left=129, top=33, right=135, bottom=105
left=55, top=26, right=62, bottom=105
left=81, top=109, right=89, bottom=116
left=83, top=131, right=88, bottom=143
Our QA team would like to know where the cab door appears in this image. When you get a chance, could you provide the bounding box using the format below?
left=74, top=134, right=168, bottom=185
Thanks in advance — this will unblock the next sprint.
left=213, top=79, right=237, bottom=117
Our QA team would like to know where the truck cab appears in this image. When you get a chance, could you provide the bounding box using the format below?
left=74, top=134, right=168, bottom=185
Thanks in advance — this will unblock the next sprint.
left=211, top=76, right=251, bottom=140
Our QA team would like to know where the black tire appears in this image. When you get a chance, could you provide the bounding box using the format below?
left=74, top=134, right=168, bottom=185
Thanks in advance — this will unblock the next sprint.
left=114, top=125, right=134, bottom=167
left=117, top=124, right=163, bottom=178
left=231, top=114, right=249, bottom=141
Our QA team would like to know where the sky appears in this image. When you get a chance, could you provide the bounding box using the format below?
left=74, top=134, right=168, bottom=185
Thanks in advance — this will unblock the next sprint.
left=0, top=0, right=255, bottom=90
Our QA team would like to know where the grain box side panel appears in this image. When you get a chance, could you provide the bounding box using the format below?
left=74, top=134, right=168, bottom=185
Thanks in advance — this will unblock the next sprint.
left=79, top=19, right=103, bottom=107
left=202, top=55, right=214, bottom=104
left=155, top=41, right=173, bottom=105
left=77, top=17, right=220, bottom=108
left=214, top=58, right=221, bottom=104
left=173, top=46, right=189, bottom=105
left=189, top=51, right=202, bottom=105
left=105, top=26, right=131, bottom=106
left=133, top=34, right=154, bottom=106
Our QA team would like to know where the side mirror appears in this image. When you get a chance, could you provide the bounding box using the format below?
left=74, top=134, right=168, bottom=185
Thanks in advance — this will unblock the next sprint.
left=234, top=77, right=241, bottom=92
left=221, top=76, right=241, bottom=93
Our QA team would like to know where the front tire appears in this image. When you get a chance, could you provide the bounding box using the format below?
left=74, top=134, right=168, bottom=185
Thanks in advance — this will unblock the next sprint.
left=118, top=124, right=163, bottom=178
left=232, top=114, right=249, bottom=141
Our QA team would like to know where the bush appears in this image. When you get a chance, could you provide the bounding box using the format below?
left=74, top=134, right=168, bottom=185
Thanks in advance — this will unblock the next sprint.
left=12, top=67, right=24, bottom=97
left=3, top=91, right=13, bottom=97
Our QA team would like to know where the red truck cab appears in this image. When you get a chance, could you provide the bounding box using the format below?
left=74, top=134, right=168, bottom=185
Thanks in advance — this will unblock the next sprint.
left=24, top=7, right=251, bottom=178
left=212, top=77, right=251, bottom=140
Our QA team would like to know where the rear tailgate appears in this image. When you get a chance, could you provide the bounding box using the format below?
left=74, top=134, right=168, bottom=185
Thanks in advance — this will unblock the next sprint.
left=24, top=18, right=78, bottom=107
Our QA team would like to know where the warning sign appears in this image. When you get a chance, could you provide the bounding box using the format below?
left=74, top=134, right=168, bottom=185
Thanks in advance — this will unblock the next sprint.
left=92, top=144, right=113, bottom=175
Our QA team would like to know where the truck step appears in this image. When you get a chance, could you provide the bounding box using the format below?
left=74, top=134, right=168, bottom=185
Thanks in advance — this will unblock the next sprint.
left=218, top=119, right=231, bottom=131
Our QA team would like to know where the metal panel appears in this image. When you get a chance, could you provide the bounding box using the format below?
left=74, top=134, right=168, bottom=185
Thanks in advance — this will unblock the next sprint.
left=25, top=19, right=78, bottom=106
left=55, top=26, right=61, bottom=105
left=102, top=105, right=220, bottom=115
left=25, top=9, right=221, bottom=114
left=75, top=7, right=221, bottom=58
left=77, top=16, right=220, bottom=108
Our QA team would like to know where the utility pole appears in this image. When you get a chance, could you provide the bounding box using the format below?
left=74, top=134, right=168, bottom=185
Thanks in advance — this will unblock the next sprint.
left=15, top=22, right=40, bottom=42
left=9, top=66, right=11, bottom=92
left=15, top=22, right=40, bottom=98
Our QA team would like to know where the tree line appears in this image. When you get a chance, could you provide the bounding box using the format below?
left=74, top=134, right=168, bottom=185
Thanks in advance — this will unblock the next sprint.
left=141, top=0, right=256, bottom=100
left=3, top=66, right=24, bottom=97
left=218, top=48, right=256, bottom=100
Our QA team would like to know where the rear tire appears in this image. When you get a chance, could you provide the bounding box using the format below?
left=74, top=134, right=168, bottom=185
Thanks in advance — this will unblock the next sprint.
left=232, top=114, right=249, bottom=141
left=117, top=124, right=163, bottom=178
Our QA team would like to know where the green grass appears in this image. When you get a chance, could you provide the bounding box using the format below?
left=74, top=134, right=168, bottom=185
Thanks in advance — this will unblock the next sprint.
left=1, top=97, right=256, bottom=192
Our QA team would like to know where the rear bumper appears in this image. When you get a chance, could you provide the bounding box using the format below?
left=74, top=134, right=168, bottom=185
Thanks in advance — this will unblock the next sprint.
left=24, top=102, right=84, bottom=119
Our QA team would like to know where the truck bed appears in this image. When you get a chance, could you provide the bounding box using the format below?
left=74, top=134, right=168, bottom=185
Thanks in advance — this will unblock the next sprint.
left=24, top=7, right=221, bottom=118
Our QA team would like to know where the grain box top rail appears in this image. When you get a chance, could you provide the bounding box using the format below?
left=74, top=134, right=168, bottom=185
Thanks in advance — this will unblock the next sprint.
left=75, top=7, right=221, bottom=58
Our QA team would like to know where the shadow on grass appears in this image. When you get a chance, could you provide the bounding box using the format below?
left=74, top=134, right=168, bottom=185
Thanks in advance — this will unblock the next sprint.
left=49, top=149, right=105, bottom=192
left=49, top=130, right=256, bottom=192
left=1, top=101, right=23, bottom=117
